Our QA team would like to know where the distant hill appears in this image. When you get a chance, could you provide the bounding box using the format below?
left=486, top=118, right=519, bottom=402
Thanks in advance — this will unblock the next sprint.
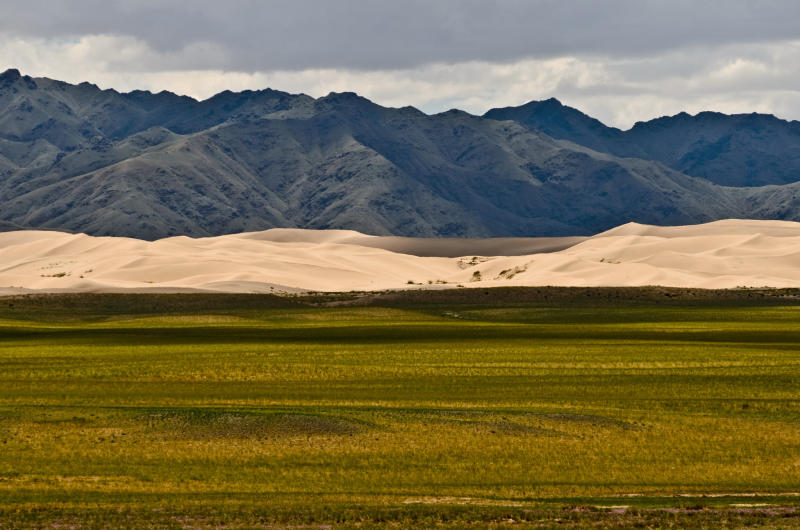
left=1, top=68, right=800, bottom=239
left=485, top=98, right=800, bottom=187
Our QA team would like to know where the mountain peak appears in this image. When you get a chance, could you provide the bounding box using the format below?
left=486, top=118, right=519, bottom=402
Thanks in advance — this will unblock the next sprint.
left=321, top=91, right=366, bottom=102
left=539, top=97, right=563, bottom=106
left=315, top=91, right=377, bottom=111
left=0, top=68, right=21, bottom=81
left=0, top=68, right=22, bottom=87
left=326, top=91, right=355, bottom=97
left=436, top=108, right=472, bottom=118
left=512, top=97, right=564, bottom=111
left=0, top=68, right=38, bottom=91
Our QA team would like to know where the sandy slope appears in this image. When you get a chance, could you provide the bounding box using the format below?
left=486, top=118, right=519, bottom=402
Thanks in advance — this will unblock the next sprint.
left=1, top=219, right=800, bottom=293
left=249, top=229, right=587, bottom=257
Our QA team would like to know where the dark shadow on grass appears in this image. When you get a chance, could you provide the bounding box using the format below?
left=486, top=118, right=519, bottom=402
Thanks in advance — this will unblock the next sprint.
left=5, top=323, right=800, bottom=347
left=141, top=408, right=371, bottom=439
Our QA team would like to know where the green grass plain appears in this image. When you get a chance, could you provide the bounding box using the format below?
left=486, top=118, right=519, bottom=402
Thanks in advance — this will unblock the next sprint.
left=0, top=289, right=799, bottom=528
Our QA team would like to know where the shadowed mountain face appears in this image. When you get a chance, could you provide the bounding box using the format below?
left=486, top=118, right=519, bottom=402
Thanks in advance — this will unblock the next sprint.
left=485, top=98, right=800, bottom=187
left=1, top=68, right=799, bottom=239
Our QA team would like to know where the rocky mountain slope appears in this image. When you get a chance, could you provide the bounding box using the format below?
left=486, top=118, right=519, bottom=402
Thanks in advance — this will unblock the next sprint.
left=485, top=98, right=800, bottom=187
left=1, top=68, right=799, bottom=238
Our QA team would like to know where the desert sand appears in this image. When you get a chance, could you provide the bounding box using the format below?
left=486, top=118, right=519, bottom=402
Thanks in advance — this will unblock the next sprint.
left=2, top=219, right=800, bottom=293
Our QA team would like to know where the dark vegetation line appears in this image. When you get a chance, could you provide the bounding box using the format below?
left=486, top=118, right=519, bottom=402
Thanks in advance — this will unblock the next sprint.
left=2, top=286, right=800, bottom=319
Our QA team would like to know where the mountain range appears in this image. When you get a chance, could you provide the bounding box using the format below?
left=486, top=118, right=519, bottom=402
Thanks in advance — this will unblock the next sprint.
left=2, top=67, right=800, bottom=239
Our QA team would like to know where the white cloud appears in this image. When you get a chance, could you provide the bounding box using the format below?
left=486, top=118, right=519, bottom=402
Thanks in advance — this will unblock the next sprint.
left=4, top=34, right=800, bottom=129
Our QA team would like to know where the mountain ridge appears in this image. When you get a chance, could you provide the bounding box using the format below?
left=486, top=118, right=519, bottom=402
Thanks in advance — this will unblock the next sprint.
left=2, top=69, right=800, bottom=239
left=485, top=97, right=800, bottom=187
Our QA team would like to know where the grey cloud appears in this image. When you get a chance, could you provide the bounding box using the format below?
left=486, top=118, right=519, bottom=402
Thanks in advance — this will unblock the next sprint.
left=2, top=0, right=800, bottom=71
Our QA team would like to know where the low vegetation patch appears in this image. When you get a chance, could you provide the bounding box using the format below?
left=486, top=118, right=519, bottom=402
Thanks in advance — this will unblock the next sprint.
left=144, top=409, right=367, bottom=439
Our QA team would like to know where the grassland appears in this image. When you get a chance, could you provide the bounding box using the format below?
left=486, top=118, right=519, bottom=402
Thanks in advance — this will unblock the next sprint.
left=0, top=289, right=799, bottom=528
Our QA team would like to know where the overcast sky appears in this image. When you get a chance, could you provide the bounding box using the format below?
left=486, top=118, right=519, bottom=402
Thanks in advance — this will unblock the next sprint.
left=2, top=0, right=800, bottom=127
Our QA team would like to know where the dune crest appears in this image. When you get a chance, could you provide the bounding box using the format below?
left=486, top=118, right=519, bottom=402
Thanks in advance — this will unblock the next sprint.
left=2, top=220, right=800, bottom=293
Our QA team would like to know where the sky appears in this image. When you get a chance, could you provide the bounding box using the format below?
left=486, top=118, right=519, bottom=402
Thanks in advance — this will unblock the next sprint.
left=2, top=0, right=800, bottom=128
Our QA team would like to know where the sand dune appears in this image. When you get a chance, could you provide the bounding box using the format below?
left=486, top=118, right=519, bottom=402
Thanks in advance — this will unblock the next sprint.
left=2, top=220, right=800, bottom=293
left=249, top=229, right=587, bottom=257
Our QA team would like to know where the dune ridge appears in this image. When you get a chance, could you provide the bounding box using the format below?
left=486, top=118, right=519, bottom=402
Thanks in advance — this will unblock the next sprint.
left=1, top=220, right=800, bottom=294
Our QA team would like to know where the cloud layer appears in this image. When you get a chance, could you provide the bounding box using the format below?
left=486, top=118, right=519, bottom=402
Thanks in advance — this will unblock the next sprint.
left=2, top=1, right=800, bottom=127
